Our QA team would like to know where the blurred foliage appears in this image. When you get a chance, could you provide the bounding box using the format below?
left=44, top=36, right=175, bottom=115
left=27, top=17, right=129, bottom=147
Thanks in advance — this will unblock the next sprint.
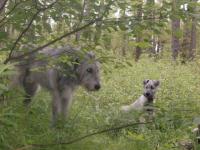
left=1, top=0, right=199, bottom=58
left=0, top=63, right=14, bottom=96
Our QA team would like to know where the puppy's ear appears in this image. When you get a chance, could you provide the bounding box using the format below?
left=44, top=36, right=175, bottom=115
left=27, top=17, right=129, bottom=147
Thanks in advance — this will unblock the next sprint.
left=143, top=79, right=149, bottom=85
left=154, top=80, right=160, bottom=87
left=87, top=51, right=95, bottom=59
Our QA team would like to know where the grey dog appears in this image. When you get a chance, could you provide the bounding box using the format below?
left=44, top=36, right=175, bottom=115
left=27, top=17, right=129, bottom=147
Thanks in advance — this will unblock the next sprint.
left=13, top=45, right=101, bottom=125
left=121, top=79, right=160, bottom=113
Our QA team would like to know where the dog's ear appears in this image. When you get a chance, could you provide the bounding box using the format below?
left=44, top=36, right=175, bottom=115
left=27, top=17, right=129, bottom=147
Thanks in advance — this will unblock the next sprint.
left=154, top=80, right=160, bottom=87
left=87, top=51, right=96, bottom=59
left=143, top=79, right=149, bottom=85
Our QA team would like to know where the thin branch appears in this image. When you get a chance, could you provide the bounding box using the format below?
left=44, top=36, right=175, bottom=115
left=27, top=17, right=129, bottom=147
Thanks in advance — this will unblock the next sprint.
left=16, top=121, right=153, bottom=150
left=0, top=1, right=21, bottom=27
left=3, top=1, right=57, bottom=64
left=5, top=16, right=167, bottom=65
left=7, top=19, right=97, bottom=62
left=4, top=0, right=113, bottom=64
left=0, top=0, right=8, bottom=14
left=4, top=11, right=40, bottom=64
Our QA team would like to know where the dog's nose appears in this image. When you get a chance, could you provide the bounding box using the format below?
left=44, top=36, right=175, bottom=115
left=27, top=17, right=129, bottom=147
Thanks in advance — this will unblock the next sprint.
left=145, top=92, right=150, bottom=97
left=94, top=84, right=101, bottom=90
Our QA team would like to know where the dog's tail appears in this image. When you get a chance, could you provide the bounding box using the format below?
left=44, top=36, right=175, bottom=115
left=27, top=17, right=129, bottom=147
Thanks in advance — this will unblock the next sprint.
left=10, top=64, right=31, bottom=88
left=10, top=47, right=34, bottom=87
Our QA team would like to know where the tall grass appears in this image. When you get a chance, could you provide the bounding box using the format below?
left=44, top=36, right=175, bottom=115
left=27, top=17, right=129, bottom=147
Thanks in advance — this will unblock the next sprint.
left=1, top=57, right=200, bottom=150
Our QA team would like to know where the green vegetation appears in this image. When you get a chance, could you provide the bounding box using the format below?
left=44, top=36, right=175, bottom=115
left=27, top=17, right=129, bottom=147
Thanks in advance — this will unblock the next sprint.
left=1, top=0, right=200, bottom=149
left=1, top=57, right=200, bottom=150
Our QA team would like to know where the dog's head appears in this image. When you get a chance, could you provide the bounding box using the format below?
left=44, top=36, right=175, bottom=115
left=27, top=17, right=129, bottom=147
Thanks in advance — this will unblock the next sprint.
left=76, top=51, right=101, bottom=91
left=143, top=79, right=160, bottom=100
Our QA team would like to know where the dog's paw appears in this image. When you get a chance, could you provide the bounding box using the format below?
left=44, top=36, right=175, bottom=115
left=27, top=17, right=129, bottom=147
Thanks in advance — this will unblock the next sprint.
left=120, top=105, right=130, bottom=113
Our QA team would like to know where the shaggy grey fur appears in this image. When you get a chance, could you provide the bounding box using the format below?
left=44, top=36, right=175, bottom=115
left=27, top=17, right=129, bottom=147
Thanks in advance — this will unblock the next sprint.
left=13, top=45, right=101, bottom=125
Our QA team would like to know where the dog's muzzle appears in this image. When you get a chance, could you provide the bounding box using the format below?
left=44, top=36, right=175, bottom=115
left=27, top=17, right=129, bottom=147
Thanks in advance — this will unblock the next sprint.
left=94, top=84, right=101, bottom=90
left=144, top=93, right=154, bottom=102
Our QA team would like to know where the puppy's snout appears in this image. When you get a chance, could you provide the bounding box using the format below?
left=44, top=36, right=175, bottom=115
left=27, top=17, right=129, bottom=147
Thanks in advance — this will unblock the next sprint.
left=94, top=84, right=101, bottom=90
left=145, top=92, right=150, bottom=97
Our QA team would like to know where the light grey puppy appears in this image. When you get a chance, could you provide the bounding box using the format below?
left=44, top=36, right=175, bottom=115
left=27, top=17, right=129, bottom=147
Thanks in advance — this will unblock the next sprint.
left=13, top=45, right=101, bottom=125
left=121, top=79, right=160, bottom=113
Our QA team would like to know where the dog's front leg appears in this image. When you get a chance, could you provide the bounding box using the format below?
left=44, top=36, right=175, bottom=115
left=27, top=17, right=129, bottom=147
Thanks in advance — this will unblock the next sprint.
left=61, top=86, right=73, bottom=119
left=51, top=90, right=62, bottom=126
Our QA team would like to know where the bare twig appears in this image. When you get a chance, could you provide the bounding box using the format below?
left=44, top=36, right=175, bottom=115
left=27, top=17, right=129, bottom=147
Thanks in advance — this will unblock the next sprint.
left=4, top=0, right=113, bottom=64
left=16, top=121, right=153, bottom=150
left=3, top=1, right=57, bottom=64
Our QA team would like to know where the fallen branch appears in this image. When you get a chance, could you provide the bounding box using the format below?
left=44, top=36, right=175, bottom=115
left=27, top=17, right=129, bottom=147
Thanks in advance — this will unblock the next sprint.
left=16, top=121, right=153, bottom=150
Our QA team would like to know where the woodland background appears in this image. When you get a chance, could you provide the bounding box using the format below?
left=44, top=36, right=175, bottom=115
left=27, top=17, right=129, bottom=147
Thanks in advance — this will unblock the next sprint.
left=0, top=0, right=200, bottom=149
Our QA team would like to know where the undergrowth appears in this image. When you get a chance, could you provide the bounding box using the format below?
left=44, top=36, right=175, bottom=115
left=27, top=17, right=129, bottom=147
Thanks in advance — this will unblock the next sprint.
left=1, top=57, right=200, bottom=150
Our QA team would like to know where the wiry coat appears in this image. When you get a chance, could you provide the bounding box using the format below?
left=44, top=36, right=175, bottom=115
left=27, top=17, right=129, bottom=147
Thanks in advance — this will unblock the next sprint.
left=121, top=80, right=160, bottom=124
left=121, top=80, right=160, bottom=113
left=121, top=95, right=150, bottom=112
left=13, top=45, right=101, bottom=125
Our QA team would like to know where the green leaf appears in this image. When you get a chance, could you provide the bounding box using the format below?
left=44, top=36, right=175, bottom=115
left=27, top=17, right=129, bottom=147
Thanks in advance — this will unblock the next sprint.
left=0, top=32, right=7, bottom=40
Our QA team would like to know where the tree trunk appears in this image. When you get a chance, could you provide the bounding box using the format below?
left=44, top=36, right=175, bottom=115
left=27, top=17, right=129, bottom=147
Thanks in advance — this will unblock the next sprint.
left=0, top=0, right=6, bottom=48
left=75, top=0, right=90, bottom=42
left=146, top=0, right=156, bottom=56
left=135, top=36, right=142, bottom=61
left=149, top=35, right=156, bottom=56
left=189, top=16, right=196, bottom=60
left=134, top=1, right=143, bottom=61
left=122, top=33, right=128, bottom=56
left=121, top=8, right=128, bottom=56
left=171, top=0, right=180, bottom=61
left=94, top=0, right=104, bottom=44
left=171, top=19, right=180, bottom=60
left=181, top=21, right=191, bottom=63
left=189, top=0, right=197, bottom=60
left=0, top=0, right=7, bottom=14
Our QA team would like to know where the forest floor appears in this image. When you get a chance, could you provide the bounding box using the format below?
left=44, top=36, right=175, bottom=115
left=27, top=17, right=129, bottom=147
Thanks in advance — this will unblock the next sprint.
left=1, top=57, right=200, bottom=150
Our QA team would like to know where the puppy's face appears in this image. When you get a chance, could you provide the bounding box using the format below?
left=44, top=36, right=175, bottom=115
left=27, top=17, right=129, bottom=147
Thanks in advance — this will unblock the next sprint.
left=143, top=79, right=160, bottom=99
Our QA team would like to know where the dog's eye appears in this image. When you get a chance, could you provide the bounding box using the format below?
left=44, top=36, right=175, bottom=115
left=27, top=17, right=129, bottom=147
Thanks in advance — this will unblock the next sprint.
left=150, top=86, right=154, bottom=89
left=87, top=68, right=93, bottom=73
